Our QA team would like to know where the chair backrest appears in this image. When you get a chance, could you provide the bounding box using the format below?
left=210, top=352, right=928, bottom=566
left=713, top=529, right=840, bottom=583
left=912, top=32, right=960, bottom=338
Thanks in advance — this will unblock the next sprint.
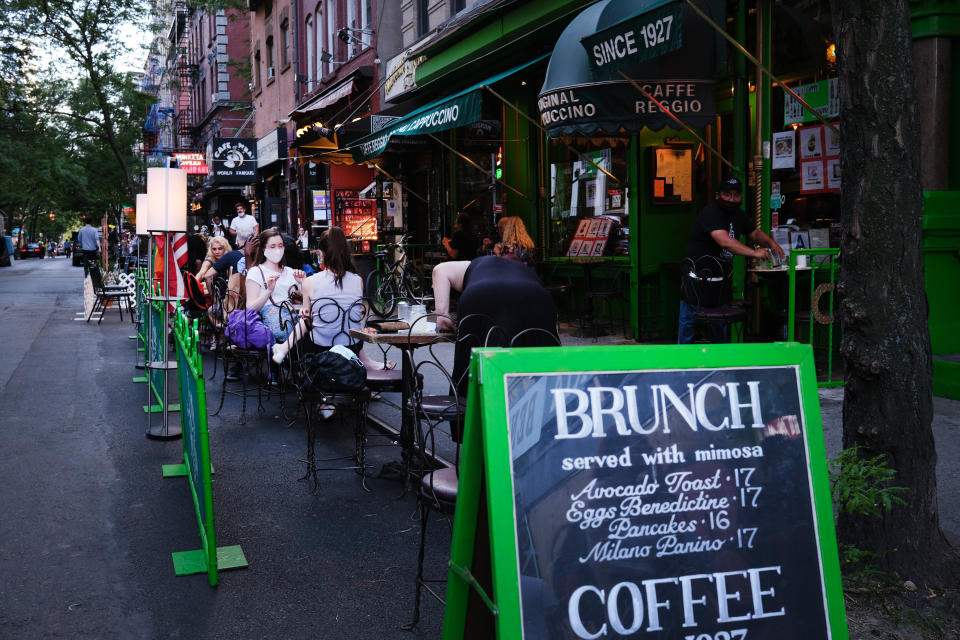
left=307, top=296, right=367, bottom=349
left=681, top=255, right=733, bottom=308
left=88, top=264, right=106, bottom=293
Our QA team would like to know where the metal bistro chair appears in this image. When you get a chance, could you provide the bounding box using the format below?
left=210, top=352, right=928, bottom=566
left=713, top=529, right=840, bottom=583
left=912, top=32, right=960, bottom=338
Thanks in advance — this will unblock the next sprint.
left=681, top=255, right=748, bottom=343
left=87, top=264, right=134, bottom=324
left=212, top=283, right=277, bottom=424
left=284, top=296, right=374, bottom=493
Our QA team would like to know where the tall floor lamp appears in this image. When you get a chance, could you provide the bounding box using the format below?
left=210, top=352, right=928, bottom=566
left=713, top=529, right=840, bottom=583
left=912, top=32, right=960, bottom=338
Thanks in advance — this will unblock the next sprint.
left=145, top=167, right=187, bottom=440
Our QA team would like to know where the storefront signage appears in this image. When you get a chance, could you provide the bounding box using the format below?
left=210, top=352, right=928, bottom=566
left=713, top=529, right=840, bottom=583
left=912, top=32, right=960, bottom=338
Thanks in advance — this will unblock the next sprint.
left=784, top=78, right=838, bottom=125
left=538, top=80, right=714, bottom=133
left=210, top=138, right=257, bottom=184
left=384, top=52, right=427, bottom=102
left=443, top=345, right=847, bottom=640
left=351, top=91, right=482, bottom=163
left=581, top=1, right=684, bottom=73
left=257, top=127, right=287, bottom=169
left=312, top=189, right=330, bottom=221
left=173, top=152, right=209, bottom=174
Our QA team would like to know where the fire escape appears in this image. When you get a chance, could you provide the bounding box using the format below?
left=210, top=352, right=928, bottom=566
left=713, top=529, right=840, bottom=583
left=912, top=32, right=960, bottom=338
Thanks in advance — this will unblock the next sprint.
left=170, top=1, right=198, bottom=151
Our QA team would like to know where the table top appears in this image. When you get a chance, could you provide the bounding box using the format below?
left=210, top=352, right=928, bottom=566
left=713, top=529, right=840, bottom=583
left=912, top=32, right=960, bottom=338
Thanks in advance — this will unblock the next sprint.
left=350, top=328, right=454, bottom=346
left=748, top=265, right=812, bottom=273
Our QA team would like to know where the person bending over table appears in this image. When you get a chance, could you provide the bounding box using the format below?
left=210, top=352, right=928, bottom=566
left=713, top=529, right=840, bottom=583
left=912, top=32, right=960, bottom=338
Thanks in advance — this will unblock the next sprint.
left=433, top=255, right=559, bottom=396
left=678, top=176, right=785, bottom=344
left=269, top=227, right=394, bottom=371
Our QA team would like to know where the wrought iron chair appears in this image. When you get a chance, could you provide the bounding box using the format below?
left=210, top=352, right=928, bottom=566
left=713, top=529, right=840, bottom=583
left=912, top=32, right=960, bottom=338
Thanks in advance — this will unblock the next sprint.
left=681, top=255, right=748, bottom=343
left=87, top=264, right=134, bottom=324
left=211, top=277, right=276, bottom=424
left=283, top=296, right=373, bottom=493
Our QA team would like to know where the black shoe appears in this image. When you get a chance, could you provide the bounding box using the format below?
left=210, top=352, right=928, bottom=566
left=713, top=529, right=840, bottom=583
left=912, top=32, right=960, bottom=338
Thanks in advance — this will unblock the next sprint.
left=225, top=365, right=243, bottom=381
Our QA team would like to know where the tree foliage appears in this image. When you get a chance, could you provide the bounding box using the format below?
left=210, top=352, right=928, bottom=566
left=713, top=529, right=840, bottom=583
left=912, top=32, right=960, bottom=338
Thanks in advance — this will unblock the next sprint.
left=0, top=0, right=153, bottom=239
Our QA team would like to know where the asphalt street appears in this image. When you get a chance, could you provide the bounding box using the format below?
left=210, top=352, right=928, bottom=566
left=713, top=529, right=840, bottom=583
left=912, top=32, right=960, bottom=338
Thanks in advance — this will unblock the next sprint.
left=1, top=256, right=957, bottom=639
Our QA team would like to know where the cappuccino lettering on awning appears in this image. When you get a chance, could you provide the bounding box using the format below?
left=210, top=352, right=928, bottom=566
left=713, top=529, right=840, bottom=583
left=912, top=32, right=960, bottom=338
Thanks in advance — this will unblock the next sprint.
left=538, top=81, right=713, bottom=132
left=581, top=1, right=684, bottom=73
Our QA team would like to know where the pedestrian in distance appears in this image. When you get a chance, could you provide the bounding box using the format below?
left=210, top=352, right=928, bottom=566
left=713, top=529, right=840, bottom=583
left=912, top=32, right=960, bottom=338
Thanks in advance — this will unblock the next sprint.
left=228, top=202, right=258, bottom=247
left=77, top=217, right=101, bottom=275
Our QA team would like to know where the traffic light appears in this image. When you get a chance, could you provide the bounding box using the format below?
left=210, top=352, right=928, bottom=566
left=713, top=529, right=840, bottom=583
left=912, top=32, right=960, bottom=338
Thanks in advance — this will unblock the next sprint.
left=495, top=146, right=503, bottom=180
left=48, top=213, right=55, bottom=220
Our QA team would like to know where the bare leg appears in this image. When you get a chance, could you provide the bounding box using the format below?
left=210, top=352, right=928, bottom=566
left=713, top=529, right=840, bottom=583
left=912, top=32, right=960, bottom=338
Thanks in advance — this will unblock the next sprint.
left=358, top=348, right=394, bottom=370
left=272, top=318, right=308, bottom=363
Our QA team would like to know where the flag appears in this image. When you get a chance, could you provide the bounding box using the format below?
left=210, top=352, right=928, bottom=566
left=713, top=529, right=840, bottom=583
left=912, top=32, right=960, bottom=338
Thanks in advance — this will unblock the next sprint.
left=154, top=232, right=188, bottom=302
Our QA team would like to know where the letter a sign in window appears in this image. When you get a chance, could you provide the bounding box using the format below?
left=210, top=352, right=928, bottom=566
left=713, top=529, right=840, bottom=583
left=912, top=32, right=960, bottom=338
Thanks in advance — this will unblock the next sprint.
left=443, top=343, right=848, bottom=640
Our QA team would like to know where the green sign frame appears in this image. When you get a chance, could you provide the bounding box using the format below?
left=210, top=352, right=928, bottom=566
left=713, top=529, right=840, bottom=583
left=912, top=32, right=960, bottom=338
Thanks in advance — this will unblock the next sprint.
left=163, top=308, right=247, bottom=586
left=443, top=343, right=847, bottom=640
left=581, top=0, right=684, bottom=74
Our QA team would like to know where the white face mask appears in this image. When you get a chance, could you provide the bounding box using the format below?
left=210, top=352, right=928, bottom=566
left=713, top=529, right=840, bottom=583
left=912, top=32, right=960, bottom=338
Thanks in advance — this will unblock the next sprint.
left=237, top=210, right=246, bottom=217
left=264, top=247, right=284, bottom=264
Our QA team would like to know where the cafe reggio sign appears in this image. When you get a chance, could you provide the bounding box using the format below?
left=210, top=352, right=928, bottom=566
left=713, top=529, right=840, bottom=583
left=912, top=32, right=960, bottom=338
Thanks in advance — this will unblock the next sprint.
left=538, top=0, right=724, bottom=137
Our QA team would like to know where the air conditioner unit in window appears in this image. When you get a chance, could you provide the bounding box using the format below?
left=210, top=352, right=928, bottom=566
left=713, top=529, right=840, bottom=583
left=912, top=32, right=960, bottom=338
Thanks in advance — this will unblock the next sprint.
left=267, top=66, right=275, bottom=79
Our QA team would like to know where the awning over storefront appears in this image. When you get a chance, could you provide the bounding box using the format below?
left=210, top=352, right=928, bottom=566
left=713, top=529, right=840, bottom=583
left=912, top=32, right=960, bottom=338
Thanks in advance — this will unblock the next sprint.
left=349, top=55, right=548, bottom=164
left=538, top=0, right=723, bottom=138
left=290, top=80, right=355, bottom=119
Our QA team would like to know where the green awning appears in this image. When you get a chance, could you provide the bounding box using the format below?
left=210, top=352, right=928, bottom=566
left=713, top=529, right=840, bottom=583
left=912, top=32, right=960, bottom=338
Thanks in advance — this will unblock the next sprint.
left=350, top=55, right=548, bottom=164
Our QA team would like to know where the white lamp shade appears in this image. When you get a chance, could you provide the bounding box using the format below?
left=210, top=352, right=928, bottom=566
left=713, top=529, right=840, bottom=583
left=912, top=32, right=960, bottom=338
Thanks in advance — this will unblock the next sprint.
left=135, top=193, right=149, bottom=235
left=146, top=167, right=187, bottom=232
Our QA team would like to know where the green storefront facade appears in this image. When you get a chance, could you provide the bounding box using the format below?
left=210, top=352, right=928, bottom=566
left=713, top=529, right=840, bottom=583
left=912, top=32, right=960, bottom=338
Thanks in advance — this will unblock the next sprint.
left=389, top=0, right=958, bottom=387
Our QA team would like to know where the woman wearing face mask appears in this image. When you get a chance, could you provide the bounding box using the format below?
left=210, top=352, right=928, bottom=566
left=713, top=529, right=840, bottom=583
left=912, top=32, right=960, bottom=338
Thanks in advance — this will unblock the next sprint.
left=246, top=228, right=306, bottom=343
left=270, top=227, right=394, bottom=371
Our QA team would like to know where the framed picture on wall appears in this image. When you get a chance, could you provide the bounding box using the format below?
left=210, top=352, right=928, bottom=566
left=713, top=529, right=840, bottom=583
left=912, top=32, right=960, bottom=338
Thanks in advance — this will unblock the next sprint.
left=651, top=145, right=695, bottom=204
left=799, top=126, right=823, bottom=159
left=826, top=158, right=841, bottom=190
left=772, top=130, right=796, bottom=169
left=801, top=159, right=825, bottom=191
left=824, top=123, right=840, bottom=155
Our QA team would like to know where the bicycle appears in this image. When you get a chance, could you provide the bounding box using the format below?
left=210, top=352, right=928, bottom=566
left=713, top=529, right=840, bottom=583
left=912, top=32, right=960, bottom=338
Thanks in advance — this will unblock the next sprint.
left=364, top=234, right=430, bottom=318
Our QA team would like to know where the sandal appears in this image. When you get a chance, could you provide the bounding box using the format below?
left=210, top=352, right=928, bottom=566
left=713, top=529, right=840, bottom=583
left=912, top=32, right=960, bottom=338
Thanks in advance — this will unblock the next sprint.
left=369, top=392, right=382, bottom=401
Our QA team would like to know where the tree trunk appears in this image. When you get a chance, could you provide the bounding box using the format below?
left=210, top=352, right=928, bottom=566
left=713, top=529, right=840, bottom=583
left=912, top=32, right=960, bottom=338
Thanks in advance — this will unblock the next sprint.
left=832, top=0, right=958, bottom=585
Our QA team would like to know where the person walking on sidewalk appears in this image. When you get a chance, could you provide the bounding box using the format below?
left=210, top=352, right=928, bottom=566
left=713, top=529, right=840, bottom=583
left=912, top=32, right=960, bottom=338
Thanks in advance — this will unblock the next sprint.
left=77, top=217, right=101, bottom=274
left=229, top=203, right=258, bottom=247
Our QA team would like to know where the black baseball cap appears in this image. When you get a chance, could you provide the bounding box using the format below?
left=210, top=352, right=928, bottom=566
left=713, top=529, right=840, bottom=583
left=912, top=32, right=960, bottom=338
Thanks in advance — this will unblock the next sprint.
left=718, top=177, right=742, bottom=193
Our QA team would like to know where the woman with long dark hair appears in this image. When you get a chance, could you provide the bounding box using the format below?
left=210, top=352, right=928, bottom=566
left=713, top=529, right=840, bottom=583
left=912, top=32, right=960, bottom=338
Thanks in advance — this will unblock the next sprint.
left=245, top=227, right=306, bottom=343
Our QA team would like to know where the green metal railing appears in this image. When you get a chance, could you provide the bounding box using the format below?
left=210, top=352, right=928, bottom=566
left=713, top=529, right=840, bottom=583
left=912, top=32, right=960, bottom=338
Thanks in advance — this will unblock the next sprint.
left=787, top=248, right=843, bottom=388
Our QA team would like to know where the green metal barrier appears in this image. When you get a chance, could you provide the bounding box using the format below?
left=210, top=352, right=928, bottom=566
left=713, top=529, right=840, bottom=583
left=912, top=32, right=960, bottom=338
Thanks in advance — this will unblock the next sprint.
left=787, top=248, right=843, bottom=388
left=133, top=268, right=149, bottom=383
left=163, top=307, right=247, bottom=586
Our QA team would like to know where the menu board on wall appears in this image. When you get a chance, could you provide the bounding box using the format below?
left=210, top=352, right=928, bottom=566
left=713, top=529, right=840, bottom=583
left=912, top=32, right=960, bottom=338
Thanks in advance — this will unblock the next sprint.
left=333, top=190, right=377, bottom=241
left=798, top=124, right=840, bottom=194
left=442, top=345, right=847, bottom=640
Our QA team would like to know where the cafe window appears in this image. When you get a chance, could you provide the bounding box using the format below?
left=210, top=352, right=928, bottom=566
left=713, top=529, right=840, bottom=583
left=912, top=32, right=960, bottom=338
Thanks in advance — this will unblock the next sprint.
left=547, top=143, right=628, bottom=258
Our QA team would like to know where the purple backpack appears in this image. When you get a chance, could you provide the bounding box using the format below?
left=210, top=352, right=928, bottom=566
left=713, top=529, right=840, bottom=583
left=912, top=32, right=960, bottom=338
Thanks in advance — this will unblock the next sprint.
left=226, top=309, right=273, bottom=349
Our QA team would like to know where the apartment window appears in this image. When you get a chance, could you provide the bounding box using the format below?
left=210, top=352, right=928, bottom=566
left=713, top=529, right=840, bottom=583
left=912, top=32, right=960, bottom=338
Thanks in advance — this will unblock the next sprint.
left=315, top=7, right=323, bottom=81
left=254, top=47, right=262, bottom=89
left=451, top=0, right=466, bottom=13
left=305, top=16, right=314, bottom=90
left=326, top=0, right=336, bottom=76
left=417, top=0, right=429, bottom=37
left=281, top=18, right=290, bottom=68
left=346, top=0, right=356, bottom=57
left=361, top=0, right=372, bottom=48
left=266, top=35, right=275, bottom=79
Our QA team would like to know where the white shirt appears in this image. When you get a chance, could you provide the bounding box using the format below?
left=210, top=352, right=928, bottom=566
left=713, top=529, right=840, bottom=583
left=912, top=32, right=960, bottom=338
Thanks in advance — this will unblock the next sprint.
left=306, top=270, right=364, bottom=346
left=246, top=264, right=300, bottom=305
left=230, top=213, right=257, bottom=238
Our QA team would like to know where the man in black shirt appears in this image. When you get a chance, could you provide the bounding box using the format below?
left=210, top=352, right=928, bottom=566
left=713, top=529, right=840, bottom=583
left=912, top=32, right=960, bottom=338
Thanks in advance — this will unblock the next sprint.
left=442, top=213, right=479, bottom=260
left=678, top=177, right=783, bottom=343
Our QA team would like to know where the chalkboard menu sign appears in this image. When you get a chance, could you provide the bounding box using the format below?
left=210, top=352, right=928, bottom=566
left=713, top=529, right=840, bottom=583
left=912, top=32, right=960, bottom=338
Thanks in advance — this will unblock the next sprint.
left=443, top=344, right=846, bottom=640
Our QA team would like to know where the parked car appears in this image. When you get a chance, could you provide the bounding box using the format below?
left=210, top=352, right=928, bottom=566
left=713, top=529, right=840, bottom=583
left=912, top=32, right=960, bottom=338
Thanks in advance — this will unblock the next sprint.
left=71, top=231, right=83, bottom=266
left=17, top=243, right=45, bottom=259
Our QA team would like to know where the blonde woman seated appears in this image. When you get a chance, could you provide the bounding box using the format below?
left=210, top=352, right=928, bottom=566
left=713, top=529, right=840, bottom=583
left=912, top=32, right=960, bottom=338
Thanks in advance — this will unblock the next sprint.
left=270, top=227, right=393, bottom=370
left=245, top=228, right=307, bottom=343
left=494, top=216, right=537, bottom=264
left=196, top=235, right=231, bottom=282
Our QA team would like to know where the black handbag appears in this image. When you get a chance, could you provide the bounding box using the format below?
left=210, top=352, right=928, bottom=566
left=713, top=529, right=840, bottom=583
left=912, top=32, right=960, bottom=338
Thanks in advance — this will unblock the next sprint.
left=301, top=350, right=367, bottom=393
left=681, top=256, right=732, bottom=308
